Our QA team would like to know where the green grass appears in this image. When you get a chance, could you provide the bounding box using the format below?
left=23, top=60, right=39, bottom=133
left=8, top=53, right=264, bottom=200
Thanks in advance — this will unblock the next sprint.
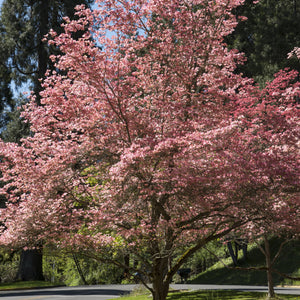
left=190, top=238, right=300, bottom=286
left=117, top=290, right=299, bottom=300
left=0, top=280, right=59, bottom=290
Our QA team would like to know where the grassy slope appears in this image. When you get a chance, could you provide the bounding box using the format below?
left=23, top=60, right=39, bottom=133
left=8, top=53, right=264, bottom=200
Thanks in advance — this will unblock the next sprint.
left=190, top=238, right=300, bottom=286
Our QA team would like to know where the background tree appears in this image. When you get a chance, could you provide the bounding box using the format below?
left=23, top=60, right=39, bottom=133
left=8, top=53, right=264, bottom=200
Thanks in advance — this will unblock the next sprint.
left=205, top=66, right=300, bottom=298
left=0, top=0, right=94, bottom=139
left=233, top=64, right=300, bottom=298
left=0, top=0, right=93, bottom=104
left=227, top=0, right=300, bottom=85
left=0, top=0, right=93, bottom=281
left=0, top=63, right=14, bottom=131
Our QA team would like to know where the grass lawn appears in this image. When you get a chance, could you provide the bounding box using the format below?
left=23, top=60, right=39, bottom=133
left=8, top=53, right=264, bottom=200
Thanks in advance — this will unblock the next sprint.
left=190, top=238, right=300, bottom=287
left=0, top=280, right=59, bottom=290
left=116, top=290, right=299, bottom=300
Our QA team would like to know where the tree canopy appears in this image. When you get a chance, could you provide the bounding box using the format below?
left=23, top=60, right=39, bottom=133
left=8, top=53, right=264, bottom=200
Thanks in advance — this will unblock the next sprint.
left=0, top=1, right=299, bottom=299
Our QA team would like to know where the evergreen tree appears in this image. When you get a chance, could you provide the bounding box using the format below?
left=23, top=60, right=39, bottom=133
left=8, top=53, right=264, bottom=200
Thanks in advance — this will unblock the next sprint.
left=227, top=0, right=300, bottom=85
left=0, top=21, right=14, bottom=129
left=0, top=0, right=93, bottom=106
left=1, top=106, right=30, bottom=143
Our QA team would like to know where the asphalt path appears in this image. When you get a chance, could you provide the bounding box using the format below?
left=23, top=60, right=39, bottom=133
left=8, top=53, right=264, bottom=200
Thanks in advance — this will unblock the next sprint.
left=0, top=285, right=134, bottom=300
left=0, top=284, right=299, bottom=300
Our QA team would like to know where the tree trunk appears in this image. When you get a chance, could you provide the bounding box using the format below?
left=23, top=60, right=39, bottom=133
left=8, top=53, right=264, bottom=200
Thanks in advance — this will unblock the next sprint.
left=264, top=236, right=276, bottom=299
left=152, top=278, right=169, bottom=300
left=35, top=0, right=49, bottom=105
left=124, top=253, right=130, bottom=278
left=151, top=258, right=170, bottom=300
left=72, top=253, right=88, bottom=285
left=227, top=241, right=238, bottom=266
left=16, top=249, right=44, bottom=281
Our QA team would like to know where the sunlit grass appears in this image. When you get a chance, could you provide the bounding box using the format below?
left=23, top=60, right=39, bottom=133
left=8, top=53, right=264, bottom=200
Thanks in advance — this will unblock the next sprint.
left=0, top=280, right=59, bottom=290
left=118, top=290, right=299, bottom=300
left=167, top=290, right=299, bottom=300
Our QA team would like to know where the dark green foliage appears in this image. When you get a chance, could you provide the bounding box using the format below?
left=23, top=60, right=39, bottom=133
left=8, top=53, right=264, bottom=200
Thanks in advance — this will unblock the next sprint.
left=0, top=66, right=14, bottom=129
left=171, top=241, right=229, bottom=283
left=0, top=249, right=20, bottom=283
left=0, top=0, right=93, bottom=133
left=0, top=19, right=14, bottom=129
left=0, top=0, right=93, bottom=91
left=227, top=0, right=300, bottom=86
left=191, top=241, right=228, bottom=273
left=1, top=106, right=30, bottom=143
left=43, top=250, right=125, bottom=286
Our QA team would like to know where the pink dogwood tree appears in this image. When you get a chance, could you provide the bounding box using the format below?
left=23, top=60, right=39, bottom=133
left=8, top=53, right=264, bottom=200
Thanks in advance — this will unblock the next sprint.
left=225, top=67, right=300, bottom=298
left=0, top=1, right=299, bottom=299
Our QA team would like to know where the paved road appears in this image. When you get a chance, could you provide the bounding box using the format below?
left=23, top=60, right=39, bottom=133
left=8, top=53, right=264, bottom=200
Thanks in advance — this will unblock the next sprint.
left=0, top=285, right=135, bottom=300
left=0, top=284, right=299, bottom=300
